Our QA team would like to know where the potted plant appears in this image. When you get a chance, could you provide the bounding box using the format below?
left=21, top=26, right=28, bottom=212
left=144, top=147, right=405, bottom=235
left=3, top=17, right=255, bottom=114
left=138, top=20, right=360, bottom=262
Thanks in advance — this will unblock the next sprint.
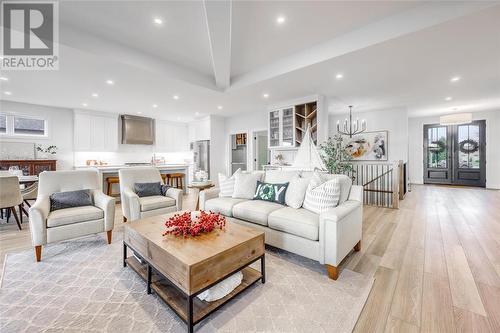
left=319, top=134, right=355, bottom=178
left=36, top=144, right=57, bottom=159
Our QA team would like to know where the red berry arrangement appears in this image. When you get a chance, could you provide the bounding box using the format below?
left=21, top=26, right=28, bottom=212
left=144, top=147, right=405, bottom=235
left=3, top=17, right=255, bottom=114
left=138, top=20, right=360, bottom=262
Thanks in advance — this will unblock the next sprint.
left=163, top=211, right=226, bottom=238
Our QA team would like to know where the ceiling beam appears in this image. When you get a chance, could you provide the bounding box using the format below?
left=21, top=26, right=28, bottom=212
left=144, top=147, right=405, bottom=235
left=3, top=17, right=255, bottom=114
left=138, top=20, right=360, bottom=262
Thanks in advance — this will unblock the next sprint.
left=59, top=25, right=217, bottom=91
left=229, top=1, right=497, bottom=90
left=203, top=0, right=232, bottom=90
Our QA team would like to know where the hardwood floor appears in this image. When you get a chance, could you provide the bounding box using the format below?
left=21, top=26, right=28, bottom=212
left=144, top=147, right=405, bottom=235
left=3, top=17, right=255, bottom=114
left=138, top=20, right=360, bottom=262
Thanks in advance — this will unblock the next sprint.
left=1, top=185, right=499, bottom=332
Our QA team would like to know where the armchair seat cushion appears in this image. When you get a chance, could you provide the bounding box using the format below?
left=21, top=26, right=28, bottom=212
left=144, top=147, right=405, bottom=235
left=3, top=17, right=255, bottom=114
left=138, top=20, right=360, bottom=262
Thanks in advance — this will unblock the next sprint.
left=47, top=206, right=104, bottom=228
left=139, top=195, right=175, bottom=212
left=232, top=200, right=283, bottom=226
left=268, top=207, right=319, bottom=241
left=204, top=197, right=246, bottom=217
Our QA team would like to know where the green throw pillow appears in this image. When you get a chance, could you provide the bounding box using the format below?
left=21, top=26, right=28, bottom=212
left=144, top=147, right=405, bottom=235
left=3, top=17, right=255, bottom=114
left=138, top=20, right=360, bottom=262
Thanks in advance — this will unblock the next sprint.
left=253, top=181, right=289, bottom=205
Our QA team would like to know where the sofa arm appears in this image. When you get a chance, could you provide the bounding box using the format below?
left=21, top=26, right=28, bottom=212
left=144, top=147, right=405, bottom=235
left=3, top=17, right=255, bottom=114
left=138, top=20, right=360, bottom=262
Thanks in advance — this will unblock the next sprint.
left=92, top=190, right=116, bottom=231
left=122, top=187, right=141, bottom=221
left=29, top=195, right=50, bottom=246
left=199, top=187, right=220, bottom=210
left=319, top=200, right=363, bottom=266
left=166, top=187, right=183, bottom=210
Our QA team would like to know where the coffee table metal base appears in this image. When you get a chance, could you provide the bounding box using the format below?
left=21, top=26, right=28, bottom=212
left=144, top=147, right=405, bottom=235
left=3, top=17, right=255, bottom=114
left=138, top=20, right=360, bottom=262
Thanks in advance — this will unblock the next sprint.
left=123, top=242, right=265, bottom=333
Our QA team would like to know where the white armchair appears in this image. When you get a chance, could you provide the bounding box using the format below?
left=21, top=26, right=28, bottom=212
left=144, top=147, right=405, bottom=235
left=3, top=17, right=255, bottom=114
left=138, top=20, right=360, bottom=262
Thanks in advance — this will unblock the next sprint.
left=119, top=167, right=182, bottom=222
left=29, top=169, right=115, bottom=262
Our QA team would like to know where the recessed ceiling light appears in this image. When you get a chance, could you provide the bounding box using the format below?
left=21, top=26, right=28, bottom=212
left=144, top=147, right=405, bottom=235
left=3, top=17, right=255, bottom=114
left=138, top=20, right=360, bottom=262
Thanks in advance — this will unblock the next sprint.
left=4, top=91, right=12, bottom=95
left=152, top=104, right=158, bottom=108
left=153, top=17, right=163, bottom=25
left=263, top=93, right=269, bottom=98
left=335, top=73, right=344, bottom=80
left=195, top=112, right=200, bottom=116
left=176, top=117, right=181, bottom=121
left=173, top=95, right=179, bottom=100
left=0, top=76, right=8, bottom=81
left=137, top=111, right=142, bottom=114
left=276, top=16, right=286, bottom=24
left=106, top=79, right=114, bottom=85
left=445, top=97, right=452, bottom=101
left=217, top=105, right=223, bottom=110
left=450, top=76, right=461, bottom=82
left=82, top=103, right=88, bottom=107
left=91, top=93, right=99, bottom=98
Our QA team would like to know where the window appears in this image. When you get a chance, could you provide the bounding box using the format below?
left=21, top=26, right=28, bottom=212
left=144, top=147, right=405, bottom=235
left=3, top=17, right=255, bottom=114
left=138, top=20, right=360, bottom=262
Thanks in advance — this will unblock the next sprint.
left=0, top=114, right=48, bottom=137
left=14, top=116, right=46, bottom=135
left=0, top=114, right=6, bottom=134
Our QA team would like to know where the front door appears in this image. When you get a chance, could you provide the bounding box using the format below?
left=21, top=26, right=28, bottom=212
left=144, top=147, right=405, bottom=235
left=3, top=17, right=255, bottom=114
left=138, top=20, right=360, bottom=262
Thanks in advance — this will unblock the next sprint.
left=423, top=120, right=486, bottom=187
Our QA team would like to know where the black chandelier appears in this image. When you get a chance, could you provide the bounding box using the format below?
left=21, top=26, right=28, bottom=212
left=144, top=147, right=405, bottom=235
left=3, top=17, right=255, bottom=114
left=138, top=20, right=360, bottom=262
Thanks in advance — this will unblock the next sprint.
left=336, top=105, right=366, bottom=138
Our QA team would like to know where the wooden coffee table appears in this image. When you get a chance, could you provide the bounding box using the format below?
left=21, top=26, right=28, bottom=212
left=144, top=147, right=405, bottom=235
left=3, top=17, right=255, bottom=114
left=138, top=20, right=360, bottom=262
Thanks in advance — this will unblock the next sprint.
left=123, top=212, right=265, bottom=333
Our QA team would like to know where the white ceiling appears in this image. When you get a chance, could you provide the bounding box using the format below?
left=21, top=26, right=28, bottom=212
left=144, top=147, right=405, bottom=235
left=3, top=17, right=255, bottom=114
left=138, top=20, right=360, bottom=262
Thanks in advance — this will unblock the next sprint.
left=1, top=1, right=499, bottom=120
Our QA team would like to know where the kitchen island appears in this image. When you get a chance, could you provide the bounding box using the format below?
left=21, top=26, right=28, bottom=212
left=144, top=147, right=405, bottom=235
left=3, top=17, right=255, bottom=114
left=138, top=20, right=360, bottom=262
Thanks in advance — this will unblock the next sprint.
left=74, top=164, right=190, bottom=196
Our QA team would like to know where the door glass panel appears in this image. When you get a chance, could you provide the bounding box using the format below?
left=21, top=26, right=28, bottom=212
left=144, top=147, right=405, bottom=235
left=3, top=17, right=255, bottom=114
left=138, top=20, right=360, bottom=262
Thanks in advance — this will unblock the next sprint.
left=427, top=126, right=447, bottom=168
left=458, top=124, right=480, bottom=169
left=269, top=110, right=280, bottom=147
left=282, top=108, right=294, bottom=147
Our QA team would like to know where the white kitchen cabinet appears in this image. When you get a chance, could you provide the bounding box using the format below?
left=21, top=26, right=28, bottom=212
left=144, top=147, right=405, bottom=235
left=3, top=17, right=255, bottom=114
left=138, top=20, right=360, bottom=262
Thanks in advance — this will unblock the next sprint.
left=268, top=107, right=295, bottom=148
left=74, top=111, right=118, bottom=152
left=156, top=121, right=188, bottom=152
left=188, top=117, right=210, bottom=142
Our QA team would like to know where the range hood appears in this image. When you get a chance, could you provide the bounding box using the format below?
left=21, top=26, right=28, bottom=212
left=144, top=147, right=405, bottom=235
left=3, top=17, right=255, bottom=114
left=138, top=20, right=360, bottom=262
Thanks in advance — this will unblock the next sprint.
left=121, top=115, right=155, bottom=145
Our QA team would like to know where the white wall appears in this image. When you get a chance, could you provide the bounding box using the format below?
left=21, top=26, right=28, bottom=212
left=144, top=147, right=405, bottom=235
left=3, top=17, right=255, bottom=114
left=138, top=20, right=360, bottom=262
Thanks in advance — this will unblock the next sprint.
left=209, top=115, right=226, bottom=182
left=329, top=107, right=409, bottom=163
left=0, top=100, right=74, bottom=170
left=408, top=110, right=500, bottom=189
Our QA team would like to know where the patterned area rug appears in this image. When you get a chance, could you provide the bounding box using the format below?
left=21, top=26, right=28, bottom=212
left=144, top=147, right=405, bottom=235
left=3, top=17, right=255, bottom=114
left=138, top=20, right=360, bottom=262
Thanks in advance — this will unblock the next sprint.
left=0, top=232, right=373, bottom=333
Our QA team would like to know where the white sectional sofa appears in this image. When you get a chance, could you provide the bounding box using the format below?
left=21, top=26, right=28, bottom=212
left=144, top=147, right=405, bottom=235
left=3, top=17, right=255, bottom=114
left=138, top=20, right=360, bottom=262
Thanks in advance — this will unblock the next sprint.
left=199, top=170, right=363, bottom=280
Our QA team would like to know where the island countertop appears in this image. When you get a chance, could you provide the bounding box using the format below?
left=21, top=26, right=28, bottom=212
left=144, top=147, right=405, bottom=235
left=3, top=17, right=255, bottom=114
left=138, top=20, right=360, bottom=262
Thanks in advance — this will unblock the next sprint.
left=74, top=163, right=190, bottom=172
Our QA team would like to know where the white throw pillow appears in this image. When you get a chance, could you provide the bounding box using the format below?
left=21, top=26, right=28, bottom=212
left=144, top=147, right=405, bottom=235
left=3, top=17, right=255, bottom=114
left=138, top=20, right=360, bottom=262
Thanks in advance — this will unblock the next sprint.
left=218, top=168, right=241, bottom=197
left=232, top=172, right=263, bottom=199
left=303, top=173, right=341, bottom=214
left=285, top=176, right=310, bottom=209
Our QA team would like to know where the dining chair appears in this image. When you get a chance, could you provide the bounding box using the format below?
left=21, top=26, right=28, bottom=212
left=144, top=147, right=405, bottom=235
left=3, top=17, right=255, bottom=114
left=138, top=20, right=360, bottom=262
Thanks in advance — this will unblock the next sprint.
left=0, top=176, right=23, bottom=230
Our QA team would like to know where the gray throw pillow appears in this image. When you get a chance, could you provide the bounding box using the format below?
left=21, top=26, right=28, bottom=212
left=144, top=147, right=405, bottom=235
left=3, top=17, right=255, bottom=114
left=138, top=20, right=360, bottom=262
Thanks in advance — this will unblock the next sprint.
left=134, top=182, right=162, bottom=197
left=161, top=184, right=171, bottom=196
left=50, top=189, right=93, bottom=212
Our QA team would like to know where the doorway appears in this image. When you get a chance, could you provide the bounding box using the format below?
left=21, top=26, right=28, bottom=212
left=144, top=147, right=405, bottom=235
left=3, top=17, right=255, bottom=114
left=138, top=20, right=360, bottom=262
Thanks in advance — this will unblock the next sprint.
left=423, top=120, right=486, bottom=187
left=230, top=133, right=247, bottom=174
left=253, top=130, right=269, bottom=171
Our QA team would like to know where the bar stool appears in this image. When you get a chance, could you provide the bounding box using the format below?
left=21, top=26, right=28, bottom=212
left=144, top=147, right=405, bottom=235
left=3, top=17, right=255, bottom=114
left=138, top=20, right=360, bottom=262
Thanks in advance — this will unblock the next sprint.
left=167, top=173, right=184, bottom=190
left=161, top=174, right=168, bottom=183
left=106, top=176, right=120, bottom=196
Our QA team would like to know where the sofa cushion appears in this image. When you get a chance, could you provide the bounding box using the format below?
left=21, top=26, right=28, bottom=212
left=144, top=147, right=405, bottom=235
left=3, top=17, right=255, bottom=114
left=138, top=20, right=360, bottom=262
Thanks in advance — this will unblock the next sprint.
left=49, top=189, right=93, bottom=212
left=218, top=169, right=241, bottom=197
left=301, top=172, right=352, bottom=204
left=268, top=207, right=319, bottom=241
left=253, top=181, right=288, bottom=204
left=285, top=176, right=310, bottom=208
left=232, top=172, right=263, bottom=199
left=264, top=170, right=299, bottom=183
left=134, top=182, right=162, bottom=197
left=47, top=205, right=104, bottom=228
left=232, top=200, right=283, bottom=226
left=139, top=195, right=176, bottom=211
left=303, top=173, right=341, bottom=214
left=205, top=197, right=246, bottom=217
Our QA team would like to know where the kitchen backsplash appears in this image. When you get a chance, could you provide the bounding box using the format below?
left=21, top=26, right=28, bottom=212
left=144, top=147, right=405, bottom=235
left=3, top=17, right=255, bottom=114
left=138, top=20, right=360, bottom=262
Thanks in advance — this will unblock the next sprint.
left=74, top=151, right=193, bottom=166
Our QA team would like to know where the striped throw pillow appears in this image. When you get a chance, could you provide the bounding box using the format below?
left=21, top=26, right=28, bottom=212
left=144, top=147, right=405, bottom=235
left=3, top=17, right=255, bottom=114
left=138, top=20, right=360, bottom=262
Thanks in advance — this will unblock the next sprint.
left=303, top=173, right=341, bottom=214
left=218, top=169, right=241, bottom=197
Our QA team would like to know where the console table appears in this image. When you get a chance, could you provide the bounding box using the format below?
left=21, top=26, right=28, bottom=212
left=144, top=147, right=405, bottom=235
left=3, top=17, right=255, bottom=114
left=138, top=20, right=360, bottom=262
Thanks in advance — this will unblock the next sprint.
left=0, top=159, right=56, bottom=175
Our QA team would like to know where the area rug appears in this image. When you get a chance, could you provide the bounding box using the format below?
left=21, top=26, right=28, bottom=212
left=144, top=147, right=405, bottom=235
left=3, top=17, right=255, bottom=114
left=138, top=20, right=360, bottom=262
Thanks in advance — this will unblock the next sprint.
left=0, top=232, right=373, bottom=333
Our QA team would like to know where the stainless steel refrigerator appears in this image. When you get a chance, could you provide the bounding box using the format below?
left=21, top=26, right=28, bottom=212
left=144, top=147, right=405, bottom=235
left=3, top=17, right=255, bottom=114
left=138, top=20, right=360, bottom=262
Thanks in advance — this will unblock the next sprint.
left=191, top=140, right=210, bottom=177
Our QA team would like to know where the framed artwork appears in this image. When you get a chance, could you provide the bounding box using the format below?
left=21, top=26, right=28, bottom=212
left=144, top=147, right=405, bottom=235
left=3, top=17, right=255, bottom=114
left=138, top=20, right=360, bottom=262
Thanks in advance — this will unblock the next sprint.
left=343, top=130, right=388, bottom=161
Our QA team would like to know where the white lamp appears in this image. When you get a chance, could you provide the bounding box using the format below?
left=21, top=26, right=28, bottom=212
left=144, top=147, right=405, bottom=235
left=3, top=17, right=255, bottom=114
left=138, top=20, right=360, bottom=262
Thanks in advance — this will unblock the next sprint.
left=440, top=113, right=472, bottom=125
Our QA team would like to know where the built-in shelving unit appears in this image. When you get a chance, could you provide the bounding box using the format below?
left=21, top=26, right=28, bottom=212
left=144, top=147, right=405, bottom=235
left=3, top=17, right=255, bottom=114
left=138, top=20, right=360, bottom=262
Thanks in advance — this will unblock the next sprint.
left=268, top=97, right=323, bottom=150
left=294, top=101, right=317, bottom=146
